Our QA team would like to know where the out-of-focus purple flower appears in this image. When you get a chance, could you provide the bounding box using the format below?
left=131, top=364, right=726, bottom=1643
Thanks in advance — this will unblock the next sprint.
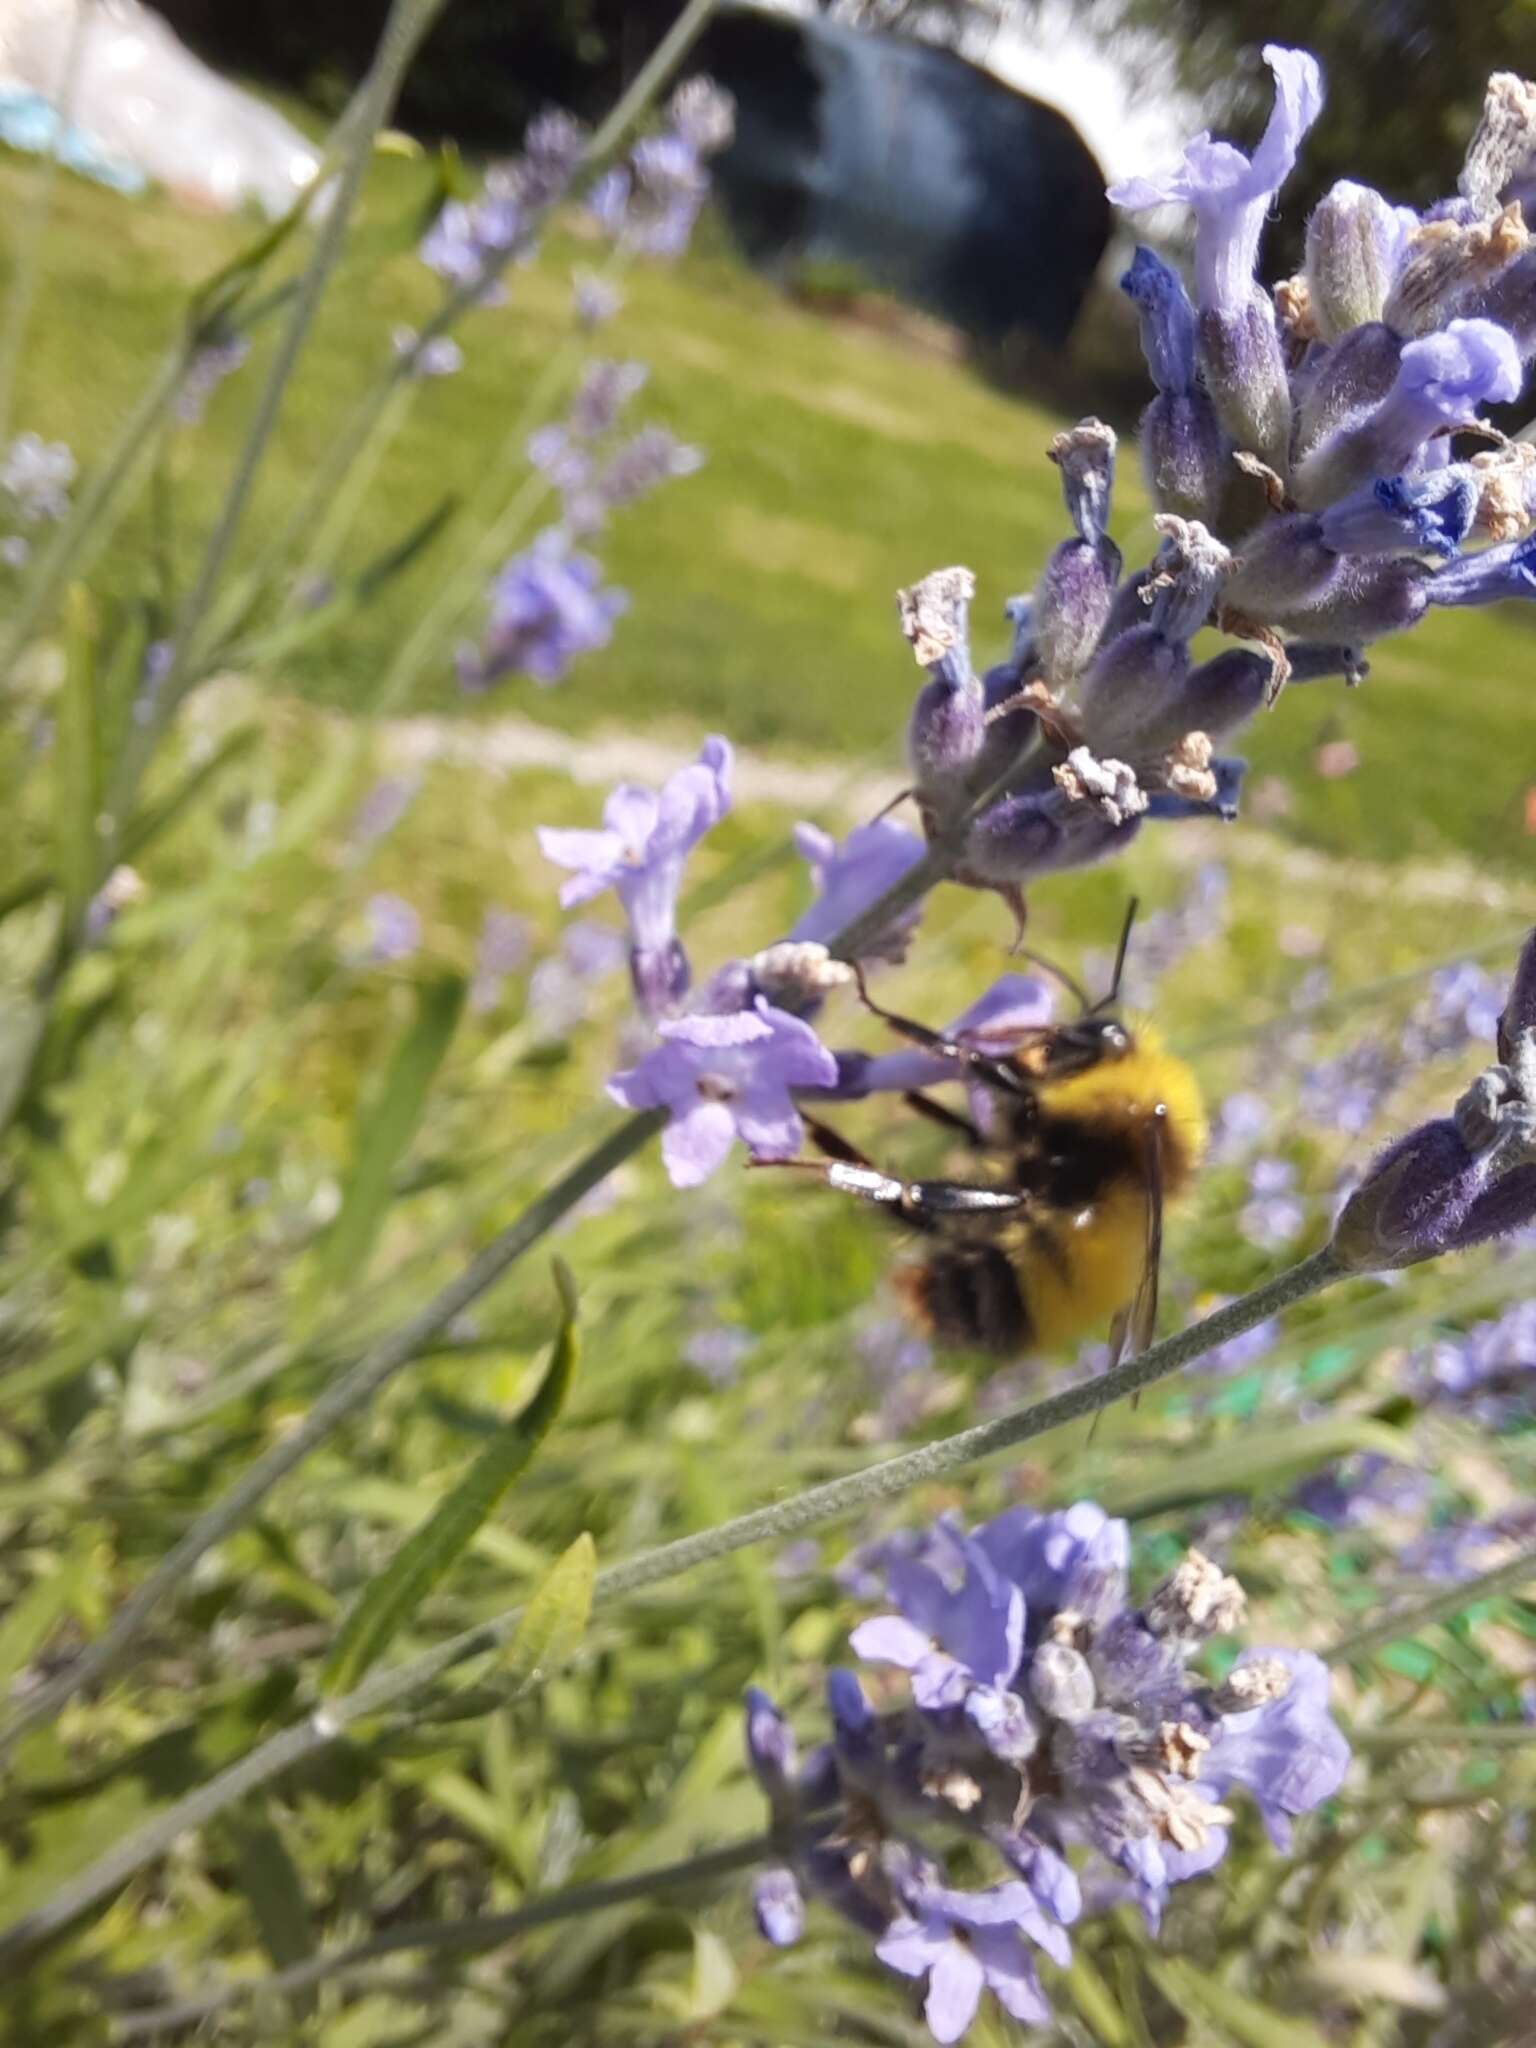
left=1241, top=1156, right=1307, bottom=1252
left=525, top=920, right=627, bottom=1039
left=1298, top=1042, right=1399, bottom=1137
left=1403, top=1299, right=1536, bottom=1424
left=458, top=531, right=626, bottom=690
left=585, top=167, right=632, bottom=238
left=0, top=431, right=74, bottom=523
left=1398, top=1505, right=1536, bottom=1584
left=538, top=736, right=732, bottom=1018
left=743, top=1500, right=1348, bottom=2039
left=176, top=335, right=249, bottom=423
left=790, top=819, right=926, bottom=965
left=668, top=76, right=737, bottom=157
left=392, top=326, right=464, bottom=379
left=608, top=997, right=837, bottom=1186
left=1109, top=46, right=1323, bottom=317
left=1208, top=1089, right=1271, bottom=1164
left=349, top=776, right=419, bottom=853
left=1292, top=1452, right=1430, bottom=1530
left=569, top=359, right=648, bottom=438
left=572, top=270, right=623, bottom=330
left=684, top=1324, right=757, bottom=1386
left=364, top=893, right=421, bottom=964
left=1402, top=961, right=1505, bottom=1061
left=469, top=908, right=533, bottom=1013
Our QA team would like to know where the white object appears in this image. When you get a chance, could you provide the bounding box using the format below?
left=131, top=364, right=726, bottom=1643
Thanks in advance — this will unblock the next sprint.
left=0, top=0, right=323, bottom=214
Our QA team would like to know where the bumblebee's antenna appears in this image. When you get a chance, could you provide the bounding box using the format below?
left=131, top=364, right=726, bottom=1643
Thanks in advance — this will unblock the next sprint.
left=1010, top=941, right=1090, bottom=1014
left=1098, top=897, right=1139, bottom=1013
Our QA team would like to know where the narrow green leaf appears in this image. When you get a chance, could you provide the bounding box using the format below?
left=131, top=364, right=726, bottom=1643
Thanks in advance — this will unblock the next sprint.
left=221, top=1809, right=317, bottom=2014
left=503, top=1532, right=598, bottom=1689
left=313, top=973, right=466, bottom=1293
left=1146, top=1958, right=1330, bottom=2048
left=321, top=1265, right=580, bottom=1695
left=54, top=585, right=104, bottom=932
left=0, top=1538, right=96, bottom=1694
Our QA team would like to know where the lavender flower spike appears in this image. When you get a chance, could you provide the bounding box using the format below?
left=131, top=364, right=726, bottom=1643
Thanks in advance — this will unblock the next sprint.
left=741, top=1499, right=1349, bottom=2035
left=1333, top=925, right=1536, bottom=1268
left=608, top=997, right=837, bottom=1186
left=458, top=532, right=627, bottom=690
left=539, top=737, right=732, bottom=1018
left=1109, top=46, right=1323, bottom=319
left=1110, top=46, right=1322, bottom=469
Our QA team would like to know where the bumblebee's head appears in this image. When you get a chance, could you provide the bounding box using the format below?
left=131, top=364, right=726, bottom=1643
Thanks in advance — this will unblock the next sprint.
left=1040, top=1013, right=1133, bottom=1077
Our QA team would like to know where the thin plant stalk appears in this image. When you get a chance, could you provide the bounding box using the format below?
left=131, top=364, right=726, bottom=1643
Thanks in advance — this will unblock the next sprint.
left=126, top=0, right=453, bottom=777
left=0, top=1248, right=1347, bottom=1958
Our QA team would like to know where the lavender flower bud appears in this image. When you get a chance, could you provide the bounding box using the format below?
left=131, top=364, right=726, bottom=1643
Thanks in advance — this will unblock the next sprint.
left=1293, top=321, right=1402, bottom=462
left=1033, top=539, right=1121, bottom=686
left=1384, top=205, right=1529, bottom=337
left=1304, top=180, right=1416, bottom=338
left=1121, top=247, right=1198, bottom=392
left=1265, top=554, right=1427, bottom=642
left=963, top=786, right=1141, bottom=887
left=1146, top=1551, right=1247, bottom=1642
left=1139, top=390, right=1231, bottom=525
left=1461, top=244, right=1536, bottom=355
left=1497, top=927, right=1536, bottom=1062
left=1052, top=418, right=1117, bottom=546
left=1222, top=512, right=1339, bottom=617
left=1027, top=1642, right=1097, bottom=1722
left=901, top=567, right=986, bottom=818
left=1198, top=292, right=1293, bottom=474
left=1459, top=73, right=1536, bottom=217
left=754, top=1867, right=805, bottom=1946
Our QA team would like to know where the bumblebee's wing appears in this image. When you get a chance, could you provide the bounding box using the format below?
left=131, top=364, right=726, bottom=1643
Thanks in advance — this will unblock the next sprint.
left=1106, top=1108, right=1167, bottom=1374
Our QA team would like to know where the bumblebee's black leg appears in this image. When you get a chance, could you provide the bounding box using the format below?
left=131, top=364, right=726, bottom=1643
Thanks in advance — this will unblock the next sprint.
left=751, top=1152, right=1027, bottom=1225
left=850, top=966, right=1030, bottom=1098
left=801, top=1114, right=877, bottom=1169
left=902, top=1091, right=985, bottom=1145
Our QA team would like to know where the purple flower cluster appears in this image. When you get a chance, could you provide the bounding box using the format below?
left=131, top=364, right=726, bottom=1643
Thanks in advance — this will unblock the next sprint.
left=745, top=1501, right=1349, bottom=2043
left=539, top=737, right=938, bottom=1182
left=457, top=536, right=626, bottom=691
left=887, top=50, right=1536, bottom=909
left=418, top=106, right=588, bottom=299
left=1403, top=1296, right=1536, bottom=1427
left=587, top=79, right=736, bottom=260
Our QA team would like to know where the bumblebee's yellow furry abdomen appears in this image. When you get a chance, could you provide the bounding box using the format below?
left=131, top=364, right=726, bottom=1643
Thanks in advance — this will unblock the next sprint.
left=1020, top=1030, right=1206, bottom=1350
left=1021, top=1182, right=1154, bottom=1350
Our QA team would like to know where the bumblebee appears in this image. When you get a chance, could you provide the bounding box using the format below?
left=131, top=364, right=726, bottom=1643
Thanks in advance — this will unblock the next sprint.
left=778, top=912, right=1206, bottom=1359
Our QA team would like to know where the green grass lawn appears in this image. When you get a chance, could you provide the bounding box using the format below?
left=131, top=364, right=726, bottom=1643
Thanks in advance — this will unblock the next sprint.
left=8, top=149, right=1536, bottom=876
